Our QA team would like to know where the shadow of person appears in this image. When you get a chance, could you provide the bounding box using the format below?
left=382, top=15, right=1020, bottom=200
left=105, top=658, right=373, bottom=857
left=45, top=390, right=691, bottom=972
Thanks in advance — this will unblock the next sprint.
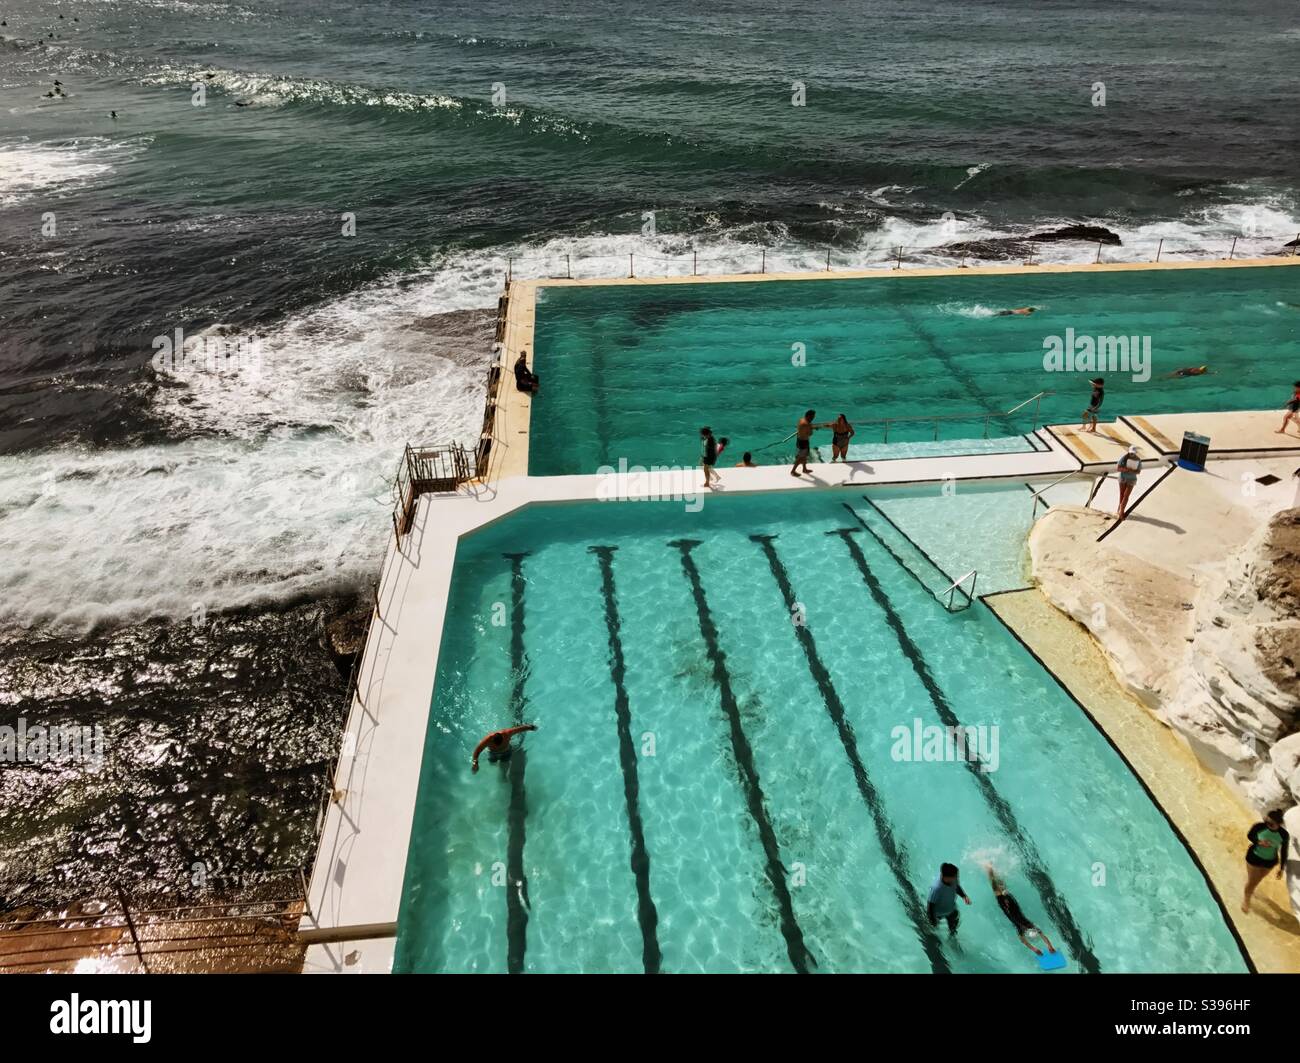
left=1251, top=895, right=1300, bottom=935
left=1121, top=514, right=1186, bottom=534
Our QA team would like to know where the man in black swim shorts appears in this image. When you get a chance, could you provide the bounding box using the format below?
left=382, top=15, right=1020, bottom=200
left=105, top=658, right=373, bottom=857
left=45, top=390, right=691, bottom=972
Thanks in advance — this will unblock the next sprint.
left=1081, top=377, right=1104, bottom=433
left=985, top=864, right=1058, bottom=957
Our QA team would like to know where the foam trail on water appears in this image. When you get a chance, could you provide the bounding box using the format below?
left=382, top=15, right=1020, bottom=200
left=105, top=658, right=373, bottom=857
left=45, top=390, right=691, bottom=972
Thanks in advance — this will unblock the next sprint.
left=964, top=844, right=1020, bottom=878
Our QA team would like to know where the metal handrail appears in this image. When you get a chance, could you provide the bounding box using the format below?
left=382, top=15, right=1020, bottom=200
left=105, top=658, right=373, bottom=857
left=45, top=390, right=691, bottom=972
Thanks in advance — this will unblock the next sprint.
left=941, top=569, right=978, bottom=611
left=847, top=389, right=1055, bottom=443
left=1030, top=470, right=1086, bottom=518
left=1006, top=390, right=1054, bottom=416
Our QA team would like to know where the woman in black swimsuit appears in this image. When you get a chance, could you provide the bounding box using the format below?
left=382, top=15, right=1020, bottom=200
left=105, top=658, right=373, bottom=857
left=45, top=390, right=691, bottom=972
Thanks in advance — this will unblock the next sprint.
left=829, top=413, right=855, bottom=462
left=985, top=865, right=1057, bottom=957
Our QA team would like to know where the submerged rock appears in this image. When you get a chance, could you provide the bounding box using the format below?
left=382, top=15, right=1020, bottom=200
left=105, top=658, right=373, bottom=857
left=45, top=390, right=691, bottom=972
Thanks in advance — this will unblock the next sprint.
left=325, top=602, right=373, bottom=680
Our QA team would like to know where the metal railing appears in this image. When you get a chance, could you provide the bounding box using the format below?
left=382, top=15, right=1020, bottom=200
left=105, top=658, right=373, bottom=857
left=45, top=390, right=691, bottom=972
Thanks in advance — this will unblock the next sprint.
left=1031, top=470, right=1091, bottom=518
left=942, top=569, right=978, bottom=611
left=850, top=389, right=1055, bottom=445
left=500, top=234, right=1300, bottom=284
left=0, top=870, right=309, bottom=973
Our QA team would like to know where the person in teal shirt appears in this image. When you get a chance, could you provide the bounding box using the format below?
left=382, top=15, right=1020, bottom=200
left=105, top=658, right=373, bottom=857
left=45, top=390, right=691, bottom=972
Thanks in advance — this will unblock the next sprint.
left=1242, top=809, right=1290, bottom=914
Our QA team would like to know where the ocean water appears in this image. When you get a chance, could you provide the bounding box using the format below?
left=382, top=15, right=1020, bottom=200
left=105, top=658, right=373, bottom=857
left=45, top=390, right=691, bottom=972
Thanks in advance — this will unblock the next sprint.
left=0, top=0, right=1297, bottom=905
left=529, top=265, right=1300, bottom=475
left=395, top=490, right=1247, bottom=973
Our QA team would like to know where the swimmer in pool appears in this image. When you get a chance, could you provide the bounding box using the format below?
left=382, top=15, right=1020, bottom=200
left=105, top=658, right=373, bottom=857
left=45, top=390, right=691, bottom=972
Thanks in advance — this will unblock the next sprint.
left=985, top=864, right=1057, bottom=957
left=1160, top=365, right=1210, bottom=379
left=471, top=724, right=537, bottom=773
left=995, top=306, right=1037, bottom=316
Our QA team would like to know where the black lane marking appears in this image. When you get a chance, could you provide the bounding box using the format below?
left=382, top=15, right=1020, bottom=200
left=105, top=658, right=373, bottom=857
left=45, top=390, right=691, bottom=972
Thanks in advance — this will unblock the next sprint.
left=841, top=500, right=950, bottom=606
left=667, top=538, right=816, bottom=973
left=890, top=297, right=1017, bottom=436
left=982, top=595, right=1255, bottom=973
left=502, top=551, right=531, bottom=973
left=829, top=529, right=1102, bottom=973
left=751, top=533, right=950, bottom=974
left=590, top=546, right=662, bottom=974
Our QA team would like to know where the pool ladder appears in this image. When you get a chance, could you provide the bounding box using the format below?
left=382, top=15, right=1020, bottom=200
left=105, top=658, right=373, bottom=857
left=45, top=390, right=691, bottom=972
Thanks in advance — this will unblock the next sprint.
left=941, top=569, right=978, bottom=612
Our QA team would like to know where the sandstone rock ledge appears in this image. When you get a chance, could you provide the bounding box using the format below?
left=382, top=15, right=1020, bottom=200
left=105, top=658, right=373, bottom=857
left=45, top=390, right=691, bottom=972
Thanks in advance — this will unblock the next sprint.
left=1030, top=503, right=1300, bottom=919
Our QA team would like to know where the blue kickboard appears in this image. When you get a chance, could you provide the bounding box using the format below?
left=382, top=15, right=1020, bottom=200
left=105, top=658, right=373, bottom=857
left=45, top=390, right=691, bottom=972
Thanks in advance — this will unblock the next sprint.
left=1037, top=950, right=1067, bottom=971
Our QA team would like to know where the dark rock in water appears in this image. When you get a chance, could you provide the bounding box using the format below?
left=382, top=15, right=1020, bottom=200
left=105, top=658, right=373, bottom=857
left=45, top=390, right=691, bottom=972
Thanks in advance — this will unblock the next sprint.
left=325, top=603, right=373, bottom=679
left=1026, top=224, right=1122, bottom=245
left=0, top=599, right=351, bottom=912
left=1283, top=237, right=1299, bottom=249
left=943, top=224, right=1122, bottom=260
left=944, top=238, right=1033, bottom=260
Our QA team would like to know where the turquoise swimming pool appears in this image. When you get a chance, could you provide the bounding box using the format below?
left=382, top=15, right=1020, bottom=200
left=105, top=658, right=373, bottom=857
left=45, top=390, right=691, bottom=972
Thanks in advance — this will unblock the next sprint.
left=393, top=487, right=1246, bottom=973
left=528, top=264, right=1300, bottom=475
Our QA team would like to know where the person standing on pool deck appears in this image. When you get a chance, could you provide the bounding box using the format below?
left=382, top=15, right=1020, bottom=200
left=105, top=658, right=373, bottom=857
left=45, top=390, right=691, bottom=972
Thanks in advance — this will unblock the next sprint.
left=1115, top=445, right=1141, bottom=518
left=829, top=413, right=855, bottom=462
left=984, top=864, right=1058, bottom=957
left=790, top=410, right=831, bottom=477
left=1081, top=377, right=1104, bottom=433
left=926, top=863, right=972, bottom=936
left=1242, top=809, right=1290, bottom=913
left=700, top=426, right=726, bottom=488
left=1276, top=381, right=1300, bottom=436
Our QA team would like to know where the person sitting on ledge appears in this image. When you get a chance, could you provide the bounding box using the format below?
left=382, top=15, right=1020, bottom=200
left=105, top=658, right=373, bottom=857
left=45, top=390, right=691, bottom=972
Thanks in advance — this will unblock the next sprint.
left=514, top=350, right=540, bottom=394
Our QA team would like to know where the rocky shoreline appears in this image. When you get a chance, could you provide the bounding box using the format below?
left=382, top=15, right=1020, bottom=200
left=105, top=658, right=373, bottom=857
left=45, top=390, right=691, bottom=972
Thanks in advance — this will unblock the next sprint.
left=1030, top=501, right=1300, bottom=920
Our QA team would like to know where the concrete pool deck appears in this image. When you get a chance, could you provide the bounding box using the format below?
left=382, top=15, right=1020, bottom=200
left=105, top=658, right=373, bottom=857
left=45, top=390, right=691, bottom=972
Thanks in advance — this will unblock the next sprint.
left=302, top=257, right=1300, bottom=973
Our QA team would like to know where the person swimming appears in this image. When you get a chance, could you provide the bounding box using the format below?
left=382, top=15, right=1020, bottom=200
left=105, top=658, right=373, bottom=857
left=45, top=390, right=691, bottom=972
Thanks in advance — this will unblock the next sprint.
left=471, top=724, right=537, bottom=773
left=995, top=306, right=1037, bottom=316
left=735, top=451, right=757, bottom=467
left=1162, top=365, right=1209, bottom=379
left=985, top=864, right=1058, bottom=957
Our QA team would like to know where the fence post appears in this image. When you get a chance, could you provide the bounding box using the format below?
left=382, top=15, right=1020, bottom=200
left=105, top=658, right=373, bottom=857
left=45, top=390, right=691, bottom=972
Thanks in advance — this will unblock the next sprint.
left=1025, top=241, right=1036, bottom=266
left=628, top=253, right=634, bottom=278
left=1094, top=241, right=1102, bottom=264
left=1228, top=236, right=1237, bottom=260
left=507, top=256, right=513, bottom=282
left=825, top=248, right=831, bottom=271
left=566, top=254, right=571, bottom=279
left=693, top=249, right=698, bottom=276
left=1156, top=238, right=1163, bottom=262
left=1294, top=233, right=1299, bottom=257
left=117, top=886, right=150, bottom=974
left=894, top=245, right=902, bottom=270
left=761, top=249, right=766, bottom=274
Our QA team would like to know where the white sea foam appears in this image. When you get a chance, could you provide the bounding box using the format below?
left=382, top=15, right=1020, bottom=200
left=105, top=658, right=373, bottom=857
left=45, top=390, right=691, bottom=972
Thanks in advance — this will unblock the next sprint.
left=4, top=196, right=1296, bottom=631
left=0, top=138, right=136, bottom=206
